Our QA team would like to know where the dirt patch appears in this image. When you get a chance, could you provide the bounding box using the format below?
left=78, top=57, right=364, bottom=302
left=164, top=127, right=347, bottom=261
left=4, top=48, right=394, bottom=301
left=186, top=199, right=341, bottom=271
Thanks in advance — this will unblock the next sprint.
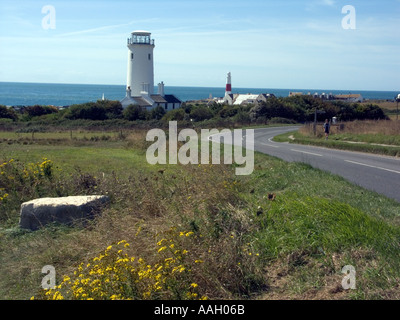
left=257, top=257, right=351, bottom=300
left=255, top=247, right=398, bottom=300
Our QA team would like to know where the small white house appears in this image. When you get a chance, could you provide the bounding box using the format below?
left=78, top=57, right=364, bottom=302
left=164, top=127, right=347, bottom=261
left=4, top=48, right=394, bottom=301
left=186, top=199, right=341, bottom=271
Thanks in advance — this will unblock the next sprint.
left=221, top=73, right=274, bottom=105
left=121, top=82, right=182, bottom=110
left=222, top=93, right=275, bottom=106
left=233, top=94, right=260, bottom=105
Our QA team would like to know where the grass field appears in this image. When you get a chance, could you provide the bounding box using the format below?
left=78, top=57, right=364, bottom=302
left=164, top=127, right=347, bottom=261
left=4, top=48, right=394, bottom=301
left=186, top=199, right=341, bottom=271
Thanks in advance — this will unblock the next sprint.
left=274, top=120, right=400, bottom=157
left=1, top=128, right=399, bottom=300
left=361, top=100, right=399, bottom=112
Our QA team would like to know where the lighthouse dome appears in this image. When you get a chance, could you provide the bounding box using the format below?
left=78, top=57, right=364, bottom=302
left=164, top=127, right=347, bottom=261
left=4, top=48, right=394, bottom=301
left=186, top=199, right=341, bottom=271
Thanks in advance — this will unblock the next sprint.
left=131, top=30, right=151, bottom=35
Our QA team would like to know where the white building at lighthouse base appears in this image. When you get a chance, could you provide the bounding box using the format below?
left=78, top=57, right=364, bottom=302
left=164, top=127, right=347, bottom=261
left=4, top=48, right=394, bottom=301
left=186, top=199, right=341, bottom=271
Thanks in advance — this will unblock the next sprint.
left=121, top=81, right=182, bottom=111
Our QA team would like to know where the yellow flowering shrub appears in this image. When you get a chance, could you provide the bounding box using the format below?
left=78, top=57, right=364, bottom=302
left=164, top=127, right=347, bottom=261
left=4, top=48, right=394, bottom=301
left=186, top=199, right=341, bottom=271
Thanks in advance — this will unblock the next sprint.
left=0, top=158, right=55, bottom=222
left=0, top=189, right=8, bottom=204
left=0, top=157, right=53, bottom=188
left=24, top=158, right=54, bottom=181
left=34, top=229, right=208, bottom=300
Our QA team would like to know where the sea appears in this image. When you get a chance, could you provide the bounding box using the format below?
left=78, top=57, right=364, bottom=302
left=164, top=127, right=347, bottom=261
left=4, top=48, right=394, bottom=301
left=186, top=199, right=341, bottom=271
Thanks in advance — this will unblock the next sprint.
left=0, top=81, right=398, bottom=107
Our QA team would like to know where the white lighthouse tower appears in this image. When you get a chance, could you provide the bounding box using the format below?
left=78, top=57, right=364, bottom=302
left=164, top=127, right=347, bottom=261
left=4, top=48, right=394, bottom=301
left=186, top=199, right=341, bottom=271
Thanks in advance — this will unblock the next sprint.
left=126, top=30, right=155, bottom=97
left=121, top=30, right=182, bottom=110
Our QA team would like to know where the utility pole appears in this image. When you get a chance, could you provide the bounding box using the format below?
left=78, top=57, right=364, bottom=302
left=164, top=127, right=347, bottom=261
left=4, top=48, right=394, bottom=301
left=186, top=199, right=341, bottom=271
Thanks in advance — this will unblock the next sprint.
left=314, top=108, right=317, bottom=136
left=313, top=108, right=326, bottom=136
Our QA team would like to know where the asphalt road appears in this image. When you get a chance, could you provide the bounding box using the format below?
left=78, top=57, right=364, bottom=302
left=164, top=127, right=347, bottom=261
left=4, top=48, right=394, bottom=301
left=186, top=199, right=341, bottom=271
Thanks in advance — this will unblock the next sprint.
left=207, top=125, right=400, bottom=202
left=248, top=126, right=400, bottom=203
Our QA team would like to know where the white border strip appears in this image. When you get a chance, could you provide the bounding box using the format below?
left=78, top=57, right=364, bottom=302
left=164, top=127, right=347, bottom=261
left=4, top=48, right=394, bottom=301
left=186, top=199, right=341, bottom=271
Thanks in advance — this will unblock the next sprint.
left=345, top=160, right=400, bottom=175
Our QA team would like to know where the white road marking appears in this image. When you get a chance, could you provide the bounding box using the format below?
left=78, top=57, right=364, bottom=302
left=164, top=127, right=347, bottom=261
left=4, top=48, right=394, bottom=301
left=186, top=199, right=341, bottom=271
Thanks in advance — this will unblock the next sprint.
left=291, top=149, right=323, bottom=157
left=260, top=142, right=280, bottom=148
left=344, top=160, right=400, bottom=175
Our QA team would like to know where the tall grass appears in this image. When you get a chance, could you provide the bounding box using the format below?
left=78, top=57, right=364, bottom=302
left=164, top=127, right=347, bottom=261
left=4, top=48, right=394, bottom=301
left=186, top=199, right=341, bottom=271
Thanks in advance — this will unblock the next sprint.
left=276, top=120, right=400, bottom=156
left=300, top=120, right=400, bottom=144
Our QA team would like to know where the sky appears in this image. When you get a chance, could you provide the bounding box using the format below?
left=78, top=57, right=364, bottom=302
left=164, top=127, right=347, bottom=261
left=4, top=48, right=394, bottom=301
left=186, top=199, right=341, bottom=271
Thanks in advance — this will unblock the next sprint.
left=0, top=0, right=399, bottom=91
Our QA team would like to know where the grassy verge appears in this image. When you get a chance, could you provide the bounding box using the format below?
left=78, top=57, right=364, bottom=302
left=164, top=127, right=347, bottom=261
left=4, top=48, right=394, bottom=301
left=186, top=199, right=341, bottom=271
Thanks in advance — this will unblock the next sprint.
left=274, top=121, right=400, bottom=157
left=1, top=129, right=399, bottom=300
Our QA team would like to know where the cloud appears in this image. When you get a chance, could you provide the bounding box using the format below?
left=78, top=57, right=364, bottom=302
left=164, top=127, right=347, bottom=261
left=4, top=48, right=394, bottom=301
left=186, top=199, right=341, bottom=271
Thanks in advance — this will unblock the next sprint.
left=58, top=23, right=130, bottom=37
left=322, top=0, right=335, bottom=6
left=57, top=19, right=159, bottom=37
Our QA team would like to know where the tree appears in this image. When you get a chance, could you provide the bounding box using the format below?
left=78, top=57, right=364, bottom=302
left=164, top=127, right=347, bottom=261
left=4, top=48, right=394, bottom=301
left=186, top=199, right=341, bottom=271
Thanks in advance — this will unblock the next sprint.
left=219, top=105, right=238, bottom=118
left=123, top=104, right=146, bottom=121
left=0, top=105, right=17, bottom=121
left=64, top=102, right=107, bottom=120
left=234, top=110, right=251, bottom=124
left=162, top=108, right=186, bottom=122
left=24, top=105, right=58, bottom=118
left=355, top=104, right=387, bottom=120
left=189, top=106, right=213, bottom=122
left=335, top=102, right=356, bottom=121
left=98, top=100, right=123, bottom=119
left=150, top=106, right=166, bottom=120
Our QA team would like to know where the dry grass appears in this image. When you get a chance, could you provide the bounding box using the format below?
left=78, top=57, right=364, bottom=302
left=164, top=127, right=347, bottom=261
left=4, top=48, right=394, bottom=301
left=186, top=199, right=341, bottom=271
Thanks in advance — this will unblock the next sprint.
left=300, top=120, right=400, bottom=137
left=258, top=247, right=400, bottom=300
left=334, top=120, right=400, bottom=136
left=361, top=100, right=398, bottom=111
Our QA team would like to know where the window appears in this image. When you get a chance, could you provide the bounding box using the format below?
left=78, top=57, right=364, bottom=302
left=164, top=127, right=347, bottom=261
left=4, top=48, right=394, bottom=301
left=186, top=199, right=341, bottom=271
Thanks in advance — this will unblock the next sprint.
left=148, top=54, right=151, bottom=60
left=131, top=53, right=134, bottom=60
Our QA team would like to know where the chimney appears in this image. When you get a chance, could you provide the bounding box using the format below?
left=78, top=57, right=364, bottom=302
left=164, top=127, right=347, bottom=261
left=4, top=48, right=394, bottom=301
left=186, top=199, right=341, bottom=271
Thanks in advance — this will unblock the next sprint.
left=158, top=81, right=165, bottom=97
left=126, top=86, right=132, bottom=97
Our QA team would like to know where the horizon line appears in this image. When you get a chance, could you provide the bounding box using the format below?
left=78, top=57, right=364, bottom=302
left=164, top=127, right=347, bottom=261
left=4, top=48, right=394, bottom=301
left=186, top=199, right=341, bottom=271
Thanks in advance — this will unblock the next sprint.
left=0, top=80, right=398, bottom=94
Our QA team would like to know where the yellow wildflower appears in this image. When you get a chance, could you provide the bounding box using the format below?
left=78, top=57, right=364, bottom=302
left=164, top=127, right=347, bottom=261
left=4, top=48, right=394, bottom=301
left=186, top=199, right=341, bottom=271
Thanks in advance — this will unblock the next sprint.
left=158, top=246, right=167, bottom=253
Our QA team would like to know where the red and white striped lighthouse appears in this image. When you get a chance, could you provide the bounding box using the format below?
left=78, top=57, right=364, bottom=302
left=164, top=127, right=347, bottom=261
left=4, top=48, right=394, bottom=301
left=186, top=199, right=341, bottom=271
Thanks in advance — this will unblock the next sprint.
left=225, top=72, right=232, bottom=94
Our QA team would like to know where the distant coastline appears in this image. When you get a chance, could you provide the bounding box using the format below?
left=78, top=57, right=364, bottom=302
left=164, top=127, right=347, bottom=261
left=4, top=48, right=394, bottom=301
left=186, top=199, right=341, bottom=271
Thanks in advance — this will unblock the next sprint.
left=0, top=81, right=398, bottom=107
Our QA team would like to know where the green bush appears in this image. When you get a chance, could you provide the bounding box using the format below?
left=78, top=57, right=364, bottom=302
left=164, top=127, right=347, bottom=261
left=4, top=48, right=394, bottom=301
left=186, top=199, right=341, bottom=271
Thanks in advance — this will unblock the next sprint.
left=189, top=106, right=213, bottom=122
left=0, top=105, right=18, bottom=121
left=64, top=100, right=123, bottom=121
left=24, top=105, right=58, bottom=118
left=162, top=108, right=186, bottom=122
left=123, top=105, right=148, bottom=121
left=150, top=106, right=166, bottom=120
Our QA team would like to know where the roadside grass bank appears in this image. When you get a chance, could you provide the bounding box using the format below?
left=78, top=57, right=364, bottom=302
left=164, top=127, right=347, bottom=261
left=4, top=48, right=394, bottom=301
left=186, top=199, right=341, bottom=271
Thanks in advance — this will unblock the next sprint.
left=274, top=120, right=400, bottom=157
left=1, top=129, right=399, bottom=300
